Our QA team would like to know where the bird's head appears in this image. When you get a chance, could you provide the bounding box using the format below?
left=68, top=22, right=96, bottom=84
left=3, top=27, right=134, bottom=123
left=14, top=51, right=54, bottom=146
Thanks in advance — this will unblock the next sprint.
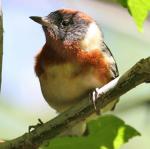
left=30, top=9, right=103, bottom=52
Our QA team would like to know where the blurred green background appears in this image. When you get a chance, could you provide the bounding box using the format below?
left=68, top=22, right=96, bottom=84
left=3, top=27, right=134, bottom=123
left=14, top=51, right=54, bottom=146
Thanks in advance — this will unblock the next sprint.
left=0, top=0, right=150, bottom=148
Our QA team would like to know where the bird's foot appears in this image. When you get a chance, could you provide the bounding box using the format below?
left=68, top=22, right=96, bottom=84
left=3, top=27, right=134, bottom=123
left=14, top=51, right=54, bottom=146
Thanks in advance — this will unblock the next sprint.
left=89, top=88, right=101, bottom=115
left=29, top=118, right=44, bottom=133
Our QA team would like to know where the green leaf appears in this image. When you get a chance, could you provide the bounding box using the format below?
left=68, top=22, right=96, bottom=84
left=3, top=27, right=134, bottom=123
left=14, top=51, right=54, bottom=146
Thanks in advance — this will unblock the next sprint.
left=41, top=115, right=140, bottom=149
left=118, top=0, right=150, bottom=31
left=128, top=0, right=150, bottom=31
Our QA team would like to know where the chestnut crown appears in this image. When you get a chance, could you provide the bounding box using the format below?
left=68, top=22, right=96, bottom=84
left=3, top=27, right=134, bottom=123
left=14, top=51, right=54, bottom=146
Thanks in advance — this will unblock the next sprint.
left=30, top=9, right=95, bottom=41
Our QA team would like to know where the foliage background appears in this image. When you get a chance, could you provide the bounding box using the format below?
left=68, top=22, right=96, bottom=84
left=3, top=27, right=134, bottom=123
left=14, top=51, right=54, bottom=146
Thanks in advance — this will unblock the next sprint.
left=0, top=0, right=150, bottom=148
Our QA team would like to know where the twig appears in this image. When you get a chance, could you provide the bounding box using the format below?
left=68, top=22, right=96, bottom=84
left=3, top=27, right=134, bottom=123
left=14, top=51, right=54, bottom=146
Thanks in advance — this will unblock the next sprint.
left=0, top=2, right=3, bottom=91
left=0, top=57, right=150, bottom=149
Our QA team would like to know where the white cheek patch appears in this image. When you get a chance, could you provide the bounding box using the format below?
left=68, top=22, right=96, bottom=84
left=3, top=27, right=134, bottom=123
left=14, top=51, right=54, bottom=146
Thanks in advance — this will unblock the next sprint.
left=80, top=22, right=103, bottom=51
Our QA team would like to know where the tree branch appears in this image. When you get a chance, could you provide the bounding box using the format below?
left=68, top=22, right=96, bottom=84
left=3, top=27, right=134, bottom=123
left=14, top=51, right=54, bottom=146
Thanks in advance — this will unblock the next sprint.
left=0, top=1, right=3, bottom=91
left=0, top=57, right=150, bottom=149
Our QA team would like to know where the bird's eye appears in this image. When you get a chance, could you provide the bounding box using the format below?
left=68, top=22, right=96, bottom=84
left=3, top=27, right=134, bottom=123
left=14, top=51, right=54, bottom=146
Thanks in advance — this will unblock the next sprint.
left=61, top=20, right=70, bottom=26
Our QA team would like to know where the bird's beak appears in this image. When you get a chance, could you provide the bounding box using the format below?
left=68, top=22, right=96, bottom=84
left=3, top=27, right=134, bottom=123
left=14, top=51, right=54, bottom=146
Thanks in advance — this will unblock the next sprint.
left=29, top=16, right=50, bottom=27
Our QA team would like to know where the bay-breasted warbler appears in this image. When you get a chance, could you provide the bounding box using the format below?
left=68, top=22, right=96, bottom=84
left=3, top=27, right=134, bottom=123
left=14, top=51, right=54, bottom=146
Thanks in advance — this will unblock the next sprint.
left=30, top=9, right=119, bottom=136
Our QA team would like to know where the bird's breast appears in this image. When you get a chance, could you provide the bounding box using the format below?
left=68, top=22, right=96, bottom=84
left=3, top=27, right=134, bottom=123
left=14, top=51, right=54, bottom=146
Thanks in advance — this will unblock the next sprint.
left=39, top=62, right=103, bottom=112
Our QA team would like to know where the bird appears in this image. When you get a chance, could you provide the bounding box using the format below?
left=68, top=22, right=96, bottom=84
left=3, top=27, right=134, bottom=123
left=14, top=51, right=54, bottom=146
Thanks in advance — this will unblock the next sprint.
left=30, top=8, right=119, bottom=136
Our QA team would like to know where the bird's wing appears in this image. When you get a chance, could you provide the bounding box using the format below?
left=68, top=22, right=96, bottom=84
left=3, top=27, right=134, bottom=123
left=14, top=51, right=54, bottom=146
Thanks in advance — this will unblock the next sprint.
left=101, top=42, right=119, bottom=79
left=101, top=42, right=119, bottom=111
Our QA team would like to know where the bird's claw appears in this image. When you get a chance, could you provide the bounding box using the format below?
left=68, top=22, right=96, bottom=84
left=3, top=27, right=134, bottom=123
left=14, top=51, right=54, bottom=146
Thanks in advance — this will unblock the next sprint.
left=89, top=88, right=100, bottom=115
left=29, top=118, right=44, bottom=133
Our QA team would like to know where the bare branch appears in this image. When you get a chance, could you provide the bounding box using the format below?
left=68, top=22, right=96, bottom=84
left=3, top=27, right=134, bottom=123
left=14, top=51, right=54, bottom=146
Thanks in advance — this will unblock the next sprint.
left=0, top=57, right=150, bottom=149
left=0, top=1, right=3, bottom=91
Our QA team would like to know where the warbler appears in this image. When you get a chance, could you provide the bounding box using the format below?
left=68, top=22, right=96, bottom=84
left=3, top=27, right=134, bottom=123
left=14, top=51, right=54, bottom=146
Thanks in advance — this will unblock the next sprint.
left=30, top=9, right=119, bottom=136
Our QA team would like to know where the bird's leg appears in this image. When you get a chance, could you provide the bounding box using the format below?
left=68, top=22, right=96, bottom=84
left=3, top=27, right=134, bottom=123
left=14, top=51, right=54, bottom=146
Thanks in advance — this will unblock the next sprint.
left=29, top=118, right=44, bottom=133
left=89, top=88, right=101, bottom=115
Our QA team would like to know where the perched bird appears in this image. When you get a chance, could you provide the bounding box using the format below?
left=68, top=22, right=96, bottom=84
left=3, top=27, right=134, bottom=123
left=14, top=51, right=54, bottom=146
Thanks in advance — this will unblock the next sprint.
left=30, top=9, right=119, bottom=136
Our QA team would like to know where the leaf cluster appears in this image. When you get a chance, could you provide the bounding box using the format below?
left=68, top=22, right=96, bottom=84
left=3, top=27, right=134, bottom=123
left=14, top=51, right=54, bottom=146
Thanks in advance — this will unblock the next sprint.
left=41, top=115, right=140, bottom=149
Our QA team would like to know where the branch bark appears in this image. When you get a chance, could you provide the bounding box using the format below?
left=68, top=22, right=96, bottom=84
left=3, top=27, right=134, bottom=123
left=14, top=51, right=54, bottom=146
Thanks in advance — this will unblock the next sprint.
left=0, top=1, right=3, bottom=91
left=0, top=57, right=150, bottom=149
